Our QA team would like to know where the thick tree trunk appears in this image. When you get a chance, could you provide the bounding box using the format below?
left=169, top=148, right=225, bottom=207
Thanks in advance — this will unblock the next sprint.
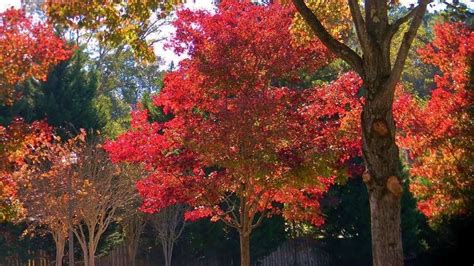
left=362, top=85, right=404, bottom=266
left=239, top=231, right=251, bottom=266
left=369, top=187, right=403, bottom=266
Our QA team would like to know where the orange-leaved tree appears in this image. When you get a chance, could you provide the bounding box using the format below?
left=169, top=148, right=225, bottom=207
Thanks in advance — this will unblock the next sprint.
left=73, top=139, right=137, bottom=266
left=0, top=7, right=71, bottom=221
left=397, top=22, right=474, bottom=222
left=0, top=8, right=71, bottom=104
left=0, top=119, right=53, bottom=222
left=16, top=130, right=86, bottom=266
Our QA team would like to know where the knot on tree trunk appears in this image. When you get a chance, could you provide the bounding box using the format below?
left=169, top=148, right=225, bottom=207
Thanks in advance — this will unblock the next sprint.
left=386, top=176, right=403, bottom=198
left=362, top=171, right=371, bottom=183
left=372, top=119, right=390, bottom=137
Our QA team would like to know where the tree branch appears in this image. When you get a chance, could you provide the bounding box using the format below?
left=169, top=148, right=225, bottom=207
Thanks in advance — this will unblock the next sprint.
left=292, top=0, right=364, bottom=75
left=386, top=0, right=430, bottom=89
left=387, top=4, right=421, bottom=43
left=348, top=0, right=371, bottom=57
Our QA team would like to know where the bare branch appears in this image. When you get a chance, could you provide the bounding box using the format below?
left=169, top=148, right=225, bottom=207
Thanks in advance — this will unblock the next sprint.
left=251, top=210, right=267, bottom=230
left=292, top=0, right=364, bottom=75
left=220, top=216, right=241, bottom=230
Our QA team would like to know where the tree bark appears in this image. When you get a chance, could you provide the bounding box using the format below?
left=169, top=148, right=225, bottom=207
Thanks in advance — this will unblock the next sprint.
left=88, top=245, right=96, bottom=266
left=369, top=187, right=403, bottom=266
left=125, top=214, right=146, bottom=266
left=162, top=240, right=174, bottom=266
left=239, top=230, right=251, bottom=266
left=54, top=238, right=65, bottom=266
left=362, top=84, right=404, bottom=266
left=76, top=236, right=89, bottom=266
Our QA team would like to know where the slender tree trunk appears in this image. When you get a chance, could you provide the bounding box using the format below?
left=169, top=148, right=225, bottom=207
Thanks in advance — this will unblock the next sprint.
left=77, top=239, right=89, bottom=266
left=162, top=240, right=174, bottom=266
left=125, top=214, right=146, bottom=266
left=54, top=238, right=65, bottom=266
left=82, top=251, right=89, bottom=266
left=88, top=245, right=96, bottom=266
left=88, top=256, right=95, bottom=266
left=162, top=240, right=168, bottom=266
left=239, top=230, right=251, bottom=266
left=362, top=84, right=404, bottom=266
left=127, top=242, right=138, bottom=266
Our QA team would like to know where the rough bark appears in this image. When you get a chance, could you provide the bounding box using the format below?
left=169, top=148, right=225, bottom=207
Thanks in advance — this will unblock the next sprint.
left=362, top=83, right=403, bottom=266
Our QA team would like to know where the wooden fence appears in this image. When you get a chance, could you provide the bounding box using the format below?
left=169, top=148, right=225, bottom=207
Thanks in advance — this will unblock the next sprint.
left=92, top=238, right=330, bottom=266
left=255, top=239, right=330, bottom=266
left=1, top=238, right=330, bottom=266
left=94, top=245, right=129, bottom=266
left=0, top=250, right=50, bottom=266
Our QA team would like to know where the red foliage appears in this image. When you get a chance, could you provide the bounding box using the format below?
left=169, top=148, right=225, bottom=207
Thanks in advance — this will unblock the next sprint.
left=106, top=1, right=348, bottom=229
left=397, top=22, right=474, bottom=219
left=0, top=8, right=72, bottom=104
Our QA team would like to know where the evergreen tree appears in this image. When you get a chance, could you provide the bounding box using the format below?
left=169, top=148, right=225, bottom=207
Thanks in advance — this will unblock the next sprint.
left=33, top=50, right=101, bottom=132
left=0, top=49, right=103, bottom=134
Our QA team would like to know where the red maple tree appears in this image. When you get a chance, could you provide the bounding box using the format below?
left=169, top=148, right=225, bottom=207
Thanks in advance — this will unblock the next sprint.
left=106, top=2, right=359, bottom=265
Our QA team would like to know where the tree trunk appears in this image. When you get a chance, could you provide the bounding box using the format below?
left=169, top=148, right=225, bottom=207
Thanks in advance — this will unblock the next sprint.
left=88, top=245, right=96, bottom=266
left=369, top=187, right=403, bottom=266
left=362, top=85, right=404, bottom=266
left=77, top=240, right=89, bottom=266
left=88, top=257, right=95, bottom=266
left=54, top=238, right=65, bottom=266
left=125, top=214, right=146, bottom=266
left=127, top=242, right=138, bottom=266
left=291, top=1, right=429, bottom=265
left=239, top=231, right=251, bottom=266
left=161, top=240, right=174, bottom=266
